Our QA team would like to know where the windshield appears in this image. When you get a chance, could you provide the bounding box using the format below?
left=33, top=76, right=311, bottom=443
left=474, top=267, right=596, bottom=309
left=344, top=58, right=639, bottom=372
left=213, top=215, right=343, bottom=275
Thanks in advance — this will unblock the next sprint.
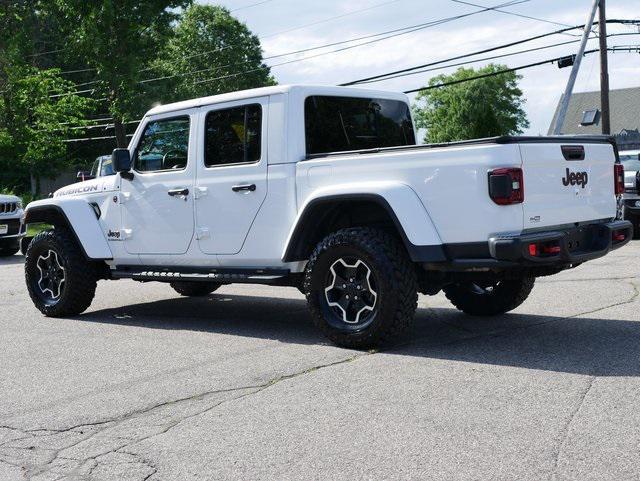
left=620, top=154, right=640, bottom=172
left=89, top=159, right=100, bottom=177
left=100, top=157, right=114, bottom=176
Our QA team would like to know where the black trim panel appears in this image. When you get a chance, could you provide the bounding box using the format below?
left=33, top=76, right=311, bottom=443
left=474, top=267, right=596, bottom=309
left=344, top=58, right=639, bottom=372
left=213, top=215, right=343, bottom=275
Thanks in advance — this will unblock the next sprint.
left=422, top=220, right=632, bottom=271
left=306, top=135, right=617, bottom=160
left=112, top=265, right=290, bottom=284
left=282, top=193, right=446, bottom=263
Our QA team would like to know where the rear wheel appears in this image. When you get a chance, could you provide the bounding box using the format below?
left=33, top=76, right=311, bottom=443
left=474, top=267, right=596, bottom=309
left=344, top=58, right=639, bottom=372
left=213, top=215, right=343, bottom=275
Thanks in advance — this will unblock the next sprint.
left=444, top=277, right=535, bottom=316
left=304, top=227, right=417, bottom=349
left=25, top=229, right=97, bottom=317
left=170, top=281, right=221, bottom=297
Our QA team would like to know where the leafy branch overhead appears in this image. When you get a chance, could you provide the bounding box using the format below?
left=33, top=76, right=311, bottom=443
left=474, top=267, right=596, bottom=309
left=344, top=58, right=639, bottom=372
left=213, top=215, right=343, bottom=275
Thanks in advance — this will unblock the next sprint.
left=413, top=64, right=529, bottom=144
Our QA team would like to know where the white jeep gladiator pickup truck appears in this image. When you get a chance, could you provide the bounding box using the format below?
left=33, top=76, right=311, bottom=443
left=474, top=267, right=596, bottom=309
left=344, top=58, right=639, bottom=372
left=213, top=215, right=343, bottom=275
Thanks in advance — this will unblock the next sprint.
left=24, top=85, right=632, bottom=348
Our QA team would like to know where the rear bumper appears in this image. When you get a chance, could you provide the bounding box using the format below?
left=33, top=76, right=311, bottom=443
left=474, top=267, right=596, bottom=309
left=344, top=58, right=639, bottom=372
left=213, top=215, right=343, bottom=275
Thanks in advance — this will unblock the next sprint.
left=422, top=220, right=633, bottom=271
left=489, top=220, right=632, bottom=265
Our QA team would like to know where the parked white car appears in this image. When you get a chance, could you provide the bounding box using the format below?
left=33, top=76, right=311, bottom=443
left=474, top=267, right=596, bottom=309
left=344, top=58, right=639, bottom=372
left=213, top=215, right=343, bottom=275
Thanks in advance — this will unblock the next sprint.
left=0, top=194, right=26, bottom=257
left=620, top=149, right=640, bottom=236
left=23, top=85, right=632, bottom=348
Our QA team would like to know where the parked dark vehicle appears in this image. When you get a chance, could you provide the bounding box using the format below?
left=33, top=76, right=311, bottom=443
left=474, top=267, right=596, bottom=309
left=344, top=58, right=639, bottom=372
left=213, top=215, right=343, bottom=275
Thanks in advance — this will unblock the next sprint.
left=76, top=155, right=115, bottom=182
left=620, top=150, right=640, bottom=238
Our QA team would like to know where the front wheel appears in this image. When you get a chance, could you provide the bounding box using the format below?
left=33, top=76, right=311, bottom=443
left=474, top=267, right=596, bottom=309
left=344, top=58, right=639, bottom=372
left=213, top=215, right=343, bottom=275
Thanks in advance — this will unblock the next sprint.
left=443, top=277, right=535, bottom=316
left=304, top=227, right=418, bottom=349
left=25, top=229, right=97, bottom=317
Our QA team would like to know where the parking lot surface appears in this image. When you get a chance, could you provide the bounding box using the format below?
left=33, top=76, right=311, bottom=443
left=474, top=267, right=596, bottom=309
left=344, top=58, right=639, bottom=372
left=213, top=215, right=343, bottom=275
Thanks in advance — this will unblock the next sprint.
left=1, top=242, right=639, bottom=481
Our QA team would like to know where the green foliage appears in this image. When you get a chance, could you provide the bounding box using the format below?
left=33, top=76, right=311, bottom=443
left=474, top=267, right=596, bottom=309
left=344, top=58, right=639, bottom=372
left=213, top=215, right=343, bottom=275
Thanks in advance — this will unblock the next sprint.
left=413, top=64, right=529, bottom=143
left=0, top=0, right=275, bottom=194
left=51, top=0, right=192, bottom=145
left=151, top=4, right=275, bottom=102
left=0, top=67, right=95, bottom=194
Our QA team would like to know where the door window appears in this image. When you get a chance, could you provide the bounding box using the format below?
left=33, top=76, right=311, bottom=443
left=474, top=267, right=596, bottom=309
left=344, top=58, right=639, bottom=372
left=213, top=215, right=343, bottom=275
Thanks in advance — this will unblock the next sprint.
left=204, top=104, right=262, bottom=167
left=134, top=117, right=190, bottom=173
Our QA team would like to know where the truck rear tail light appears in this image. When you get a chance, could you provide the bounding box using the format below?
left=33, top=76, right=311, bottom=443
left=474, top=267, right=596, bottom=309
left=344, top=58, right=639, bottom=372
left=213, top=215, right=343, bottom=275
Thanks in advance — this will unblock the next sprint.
left=488, top=168, right=524, bottom=205
left=614, top=164, right=625, bottom=195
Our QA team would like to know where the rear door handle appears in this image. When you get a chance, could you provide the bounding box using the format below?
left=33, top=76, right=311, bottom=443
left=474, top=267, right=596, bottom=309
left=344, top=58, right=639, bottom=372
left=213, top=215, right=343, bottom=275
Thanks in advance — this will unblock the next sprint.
left=232, top=184, right=256, bottom=192
left=168, top=188, right=189, bottom=197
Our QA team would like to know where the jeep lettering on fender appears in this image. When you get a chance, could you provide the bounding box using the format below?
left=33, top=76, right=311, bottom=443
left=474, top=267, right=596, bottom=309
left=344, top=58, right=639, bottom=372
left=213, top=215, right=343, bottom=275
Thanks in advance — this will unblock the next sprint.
left=562, top=168, right=589, bottom=188
left=21, top=85, right=633, bottom=349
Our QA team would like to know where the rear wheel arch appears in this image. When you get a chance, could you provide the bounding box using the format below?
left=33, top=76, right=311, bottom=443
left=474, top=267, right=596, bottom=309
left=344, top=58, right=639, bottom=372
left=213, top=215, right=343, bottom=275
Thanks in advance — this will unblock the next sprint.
left=283, top=194, right=416, bottom=263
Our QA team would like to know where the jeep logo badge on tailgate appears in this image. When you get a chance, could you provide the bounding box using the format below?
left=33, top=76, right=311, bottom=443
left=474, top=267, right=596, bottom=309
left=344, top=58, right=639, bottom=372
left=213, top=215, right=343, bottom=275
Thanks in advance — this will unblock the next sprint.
left=562, top=168, right=588, bottom=188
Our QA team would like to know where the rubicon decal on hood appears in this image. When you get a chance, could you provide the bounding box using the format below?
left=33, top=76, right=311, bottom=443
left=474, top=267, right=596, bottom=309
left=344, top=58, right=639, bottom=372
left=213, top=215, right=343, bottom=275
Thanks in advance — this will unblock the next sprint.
left=54, top=184, right=99, bottom=197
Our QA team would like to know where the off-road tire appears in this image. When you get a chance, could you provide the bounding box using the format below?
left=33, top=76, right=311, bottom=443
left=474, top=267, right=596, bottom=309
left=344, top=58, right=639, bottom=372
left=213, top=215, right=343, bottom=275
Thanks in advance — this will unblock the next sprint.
left=170, top=281, right=221, bottom=297
left=25, top=228, right=97, bottom=317
left=304, top=227, right=418, bottom=349
left=444, top=277, right=535, bottom=316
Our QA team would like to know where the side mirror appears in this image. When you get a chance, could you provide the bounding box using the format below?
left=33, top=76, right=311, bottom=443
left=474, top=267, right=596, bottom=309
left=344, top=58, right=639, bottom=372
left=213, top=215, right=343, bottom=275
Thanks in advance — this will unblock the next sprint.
left=76, top=171, right=95, bottom=182
left=112, top=149, right=134, bottom=180
left=112, top=148, right=132, bottom=172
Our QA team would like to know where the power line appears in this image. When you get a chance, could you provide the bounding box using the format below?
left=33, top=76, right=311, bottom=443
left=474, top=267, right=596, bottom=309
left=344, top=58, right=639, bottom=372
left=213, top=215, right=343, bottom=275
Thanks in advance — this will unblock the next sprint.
left=137, top=0, right=526, bottom=87
left=403, top=45, right=640, bottom=94
left=259, top=0, right=404, bottom=39
left=340, top=19, right=639, bottom=86
left=354, top=31, right=638, bottom=85
left=57, top=46, right=640, bottom=143
left=58, top=0, right=406, bottom=76
left=53, top=0, right=528, bottom=97
left=230, top=0, right=277, bottom=13
left=140, top=0, right=523, bottom=77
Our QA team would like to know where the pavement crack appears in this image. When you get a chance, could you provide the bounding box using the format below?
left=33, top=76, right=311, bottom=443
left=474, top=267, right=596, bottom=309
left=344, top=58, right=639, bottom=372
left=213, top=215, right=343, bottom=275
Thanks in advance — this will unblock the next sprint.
left=551, top=376, right=596, bottom=480
left=0, top=351, right=372, bottom=480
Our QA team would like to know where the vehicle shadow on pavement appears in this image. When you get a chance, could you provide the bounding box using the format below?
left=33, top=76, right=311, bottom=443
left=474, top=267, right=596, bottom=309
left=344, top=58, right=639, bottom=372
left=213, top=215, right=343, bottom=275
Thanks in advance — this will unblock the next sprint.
left=0, top=254, right=25, bottom=267
left=75, top=293, right=640, bottom=377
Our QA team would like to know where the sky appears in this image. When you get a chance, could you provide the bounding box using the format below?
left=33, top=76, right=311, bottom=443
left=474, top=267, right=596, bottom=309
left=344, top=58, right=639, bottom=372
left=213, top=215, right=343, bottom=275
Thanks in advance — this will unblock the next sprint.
left=202, top=0, right=640, bottom=135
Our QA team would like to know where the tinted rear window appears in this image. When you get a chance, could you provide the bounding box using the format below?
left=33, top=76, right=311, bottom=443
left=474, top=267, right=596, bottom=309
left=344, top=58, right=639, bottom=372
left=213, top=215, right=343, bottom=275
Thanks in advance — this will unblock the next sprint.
left=304, top=96, right=416, bottom=156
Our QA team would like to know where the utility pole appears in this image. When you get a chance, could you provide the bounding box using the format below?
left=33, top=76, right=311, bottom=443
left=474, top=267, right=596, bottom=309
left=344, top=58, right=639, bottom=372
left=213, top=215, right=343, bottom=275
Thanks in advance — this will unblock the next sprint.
left=553, top=0, right=600, bottom=135
left=598, top=0, right=611, bottom=135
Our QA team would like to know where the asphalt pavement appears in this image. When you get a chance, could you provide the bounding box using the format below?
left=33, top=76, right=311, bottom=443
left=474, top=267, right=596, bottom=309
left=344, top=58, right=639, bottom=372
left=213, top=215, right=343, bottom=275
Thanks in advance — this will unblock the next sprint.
left=1, top=242, right=639, bottom=481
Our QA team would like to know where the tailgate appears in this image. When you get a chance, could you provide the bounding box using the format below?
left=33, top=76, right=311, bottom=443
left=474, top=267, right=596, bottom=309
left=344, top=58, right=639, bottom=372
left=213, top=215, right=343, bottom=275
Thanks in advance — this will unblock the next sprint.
left=520, top=141, right=617, bottom=229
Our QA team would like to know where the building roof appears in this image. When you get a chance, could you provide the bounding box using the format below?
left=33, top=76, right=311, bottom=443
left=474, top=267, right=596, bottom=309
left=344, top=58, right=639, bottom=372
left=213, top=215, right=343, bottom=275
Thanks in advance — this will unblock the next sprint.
left=548, top=86, right=640, bottom=135
left=146, top=84, right=410, bottom=116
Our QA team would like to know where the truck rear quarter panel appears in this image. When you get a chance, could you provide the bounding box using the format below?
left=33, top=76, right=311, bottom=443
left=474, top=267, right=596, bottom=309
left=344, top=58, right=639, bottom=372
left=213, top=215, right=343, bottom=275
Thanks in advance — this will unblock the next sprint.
left=296, top=143, right=524, bottom=246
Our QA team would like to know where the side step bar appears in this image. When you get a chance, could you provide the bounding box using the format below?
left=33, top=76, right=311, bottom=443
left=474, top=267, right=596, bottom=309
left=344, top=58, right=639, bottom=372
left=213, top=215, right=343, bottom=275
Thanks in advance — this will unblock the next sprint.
left=111, top=265, right=291, bottom=285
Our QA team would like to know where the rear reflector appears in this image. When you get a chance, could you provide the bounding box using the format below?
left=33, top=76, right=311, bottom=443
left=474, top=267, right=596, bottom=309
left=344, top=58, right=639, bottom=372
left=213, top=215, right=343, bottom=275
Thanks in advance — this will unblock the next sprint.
left=612, top=230, right=626, bottom=242
left=528, top=241, right=561, bottom=258
left=614, top=164, right=625, bottom=195
left=489, top=168, right=524, bottom=205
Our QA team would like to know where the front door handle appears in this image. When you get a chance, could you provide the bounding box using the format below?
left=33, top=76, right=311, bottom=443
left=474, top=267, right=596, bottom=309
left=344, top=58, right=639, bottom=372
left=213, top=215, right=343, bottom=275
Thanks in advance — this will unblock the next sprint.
left=168, top=188, right=189, bottom=197
left=232, top=184, right=256, bottom=192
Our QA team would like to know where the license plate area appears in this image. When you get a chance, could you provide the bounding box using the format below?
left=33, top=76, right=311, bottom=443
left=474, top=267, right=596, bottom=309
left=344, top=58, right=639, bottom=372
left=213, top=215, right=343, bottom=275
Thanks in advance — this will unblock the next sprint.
left=564, top=225, right=608, bottom=253
left=0, top=224, right=7, bottom=235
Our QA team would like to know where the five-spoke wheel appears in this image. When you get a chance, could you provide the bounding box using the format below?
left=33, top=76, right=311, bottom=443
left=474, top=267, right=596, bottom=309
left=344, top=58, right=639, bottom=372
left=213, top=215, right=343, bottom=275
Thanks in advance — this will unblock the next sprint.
left=324, top=258, right=378, bottom=326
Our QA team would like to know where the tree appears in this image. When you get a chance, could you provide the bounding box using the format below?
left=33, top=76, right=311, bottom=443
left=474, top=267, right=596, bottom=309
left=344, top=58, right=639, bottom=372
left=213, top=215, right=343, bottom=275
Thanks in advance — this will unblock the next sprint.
left=0, top=67, right=95, bottom=195
left=151, top=4, right=275, bottom=102
left=412, top=64, right=529, bottom=143
left=52, top=0, right=191, bottom=147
